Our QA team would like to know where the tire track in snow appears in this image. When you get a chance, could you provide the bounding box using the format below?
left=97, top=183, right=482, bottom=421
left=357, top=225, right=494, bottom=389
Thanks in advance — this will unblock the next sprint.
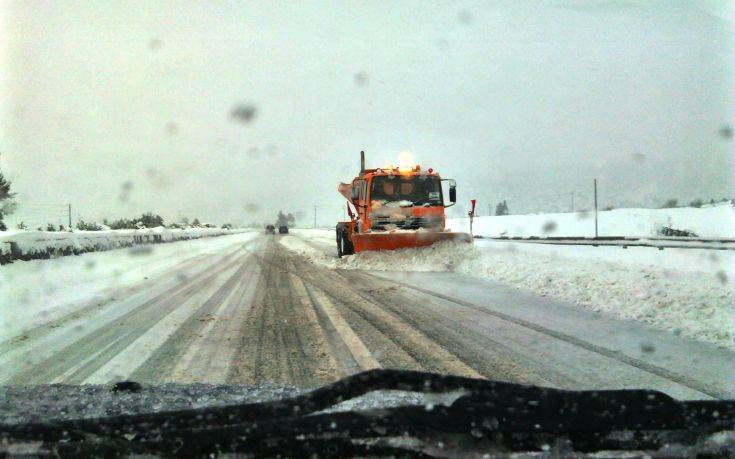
left=288, top=273, right=340, bottom=381
left=276, top=256, right=334, bottom=386
left=4, top=248, right=248, bottom=384
left=281, top=235, right=725, bottom=399
left=226, top=240, right=353, bottom=386
left=0, top=243, right=251, bottom=382
left=367, top=273, right=726, bottom=400
left=306, top=286, right=381, bottom=372
left=288, top=257, right=482, bottom=379
left=127, top=254, right=256, bottom=383
left=334, top=269, right=569, bottom=387
left=0, top=236, right=258, bottom=350
left=228, top=243, right=288, bottom=385
left=258, top=250, right=408, bottom=375
left=165, top=262, right=260, bottom=383
left=68, top=259, right=248, bottom=384
left=270, top=250, right=299, bottom=383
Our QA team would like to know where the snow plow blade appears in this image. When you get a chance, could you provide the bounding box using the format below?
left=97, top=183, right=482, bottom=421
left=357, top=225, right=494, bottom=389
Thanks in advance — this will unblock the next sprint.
left=352, top=231, right=472, bottom=253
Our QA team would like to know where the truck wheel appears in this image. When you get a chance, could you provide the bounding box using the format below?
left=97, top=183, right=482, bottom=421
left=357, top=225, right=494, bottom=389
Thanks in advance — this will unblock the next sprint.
left=336, top=225, right=344, bottom=258
left=342, top=232, right=354, bottom=255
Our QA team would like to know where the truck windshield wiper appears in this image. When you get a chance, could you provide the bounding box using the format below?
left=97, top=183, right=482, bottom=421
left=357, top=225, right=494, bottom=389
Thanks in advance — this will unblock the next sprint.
left=2, top=369, right=733, bottom=457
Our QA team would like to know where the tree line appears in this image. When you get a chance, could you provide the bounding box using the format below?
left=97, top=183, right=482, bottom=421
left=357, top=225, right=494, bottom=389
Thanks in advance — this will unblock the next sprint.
left=13, top=214, right=233, bottom=232
left=0, top=168, right=241, bottom=232
left=659, top=197, right=732, bottom=209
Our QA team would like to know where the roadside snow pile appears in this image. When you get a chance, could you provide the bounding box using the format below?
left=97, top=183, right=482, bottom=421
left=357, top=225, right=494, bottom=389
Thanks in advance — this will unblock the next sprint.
left=288, top=229, right=336, bottom=246
left=458, top=244, right=733, bottom=349
left=0, top=227, right=248, bottom=264
left=338, top=241, right=476, bottom=272
left=447, top=203, right=734, bottom=238
left=281, top=234, right=734, bottom=349
left=279, top=235, right=338, bottom=267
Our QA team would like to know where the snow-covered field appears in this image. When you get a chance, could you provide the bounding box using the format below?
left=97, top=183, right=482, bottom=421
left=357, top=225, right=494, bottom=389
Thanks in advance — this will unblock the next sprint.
left=284, top=229, right=734, bottom=349
left=447, top=203, right=734, bottom=239
left=0, top=231, right=258, bottom=339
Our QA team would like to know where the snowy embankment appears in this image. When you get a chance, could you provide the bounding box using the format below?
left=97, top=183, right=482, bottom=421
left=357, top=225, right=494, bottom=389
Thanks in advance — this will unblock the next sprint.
left=0, top=232, right=258, bottom=339
left=0, top=227, right=248, bottom=264
left=283, top=229, right=734, bottom=349
left=447, top=204, right=734, bottom=239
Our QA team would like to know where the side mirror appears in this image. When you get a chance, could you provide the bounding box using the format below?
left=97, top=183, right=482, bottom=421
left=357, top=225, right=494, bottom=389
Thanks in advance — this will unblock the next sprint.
left=441, top=178, right=457, bottom=207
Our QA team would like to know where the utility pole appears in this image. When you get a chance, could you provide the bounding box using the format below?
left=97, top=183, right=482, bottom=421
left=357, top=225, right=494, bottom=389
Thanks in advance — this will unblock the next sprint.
left=593, top=179, right=598, bottom=238
left=67, top=203, right=72, bottom=231
left=313, top=205, right=317, bottom=228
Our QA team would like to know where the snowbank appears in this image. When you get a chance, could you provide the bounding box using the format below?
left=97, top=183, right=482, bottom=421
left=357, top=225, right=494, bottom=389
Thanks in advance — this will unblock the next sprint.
left=282, top=232, right=734, bottom=349
left=0, top=227, right=249, bottom=264
left=447, top=204, right=734, bottom=239
left=279, top=235, right=338, bottom=267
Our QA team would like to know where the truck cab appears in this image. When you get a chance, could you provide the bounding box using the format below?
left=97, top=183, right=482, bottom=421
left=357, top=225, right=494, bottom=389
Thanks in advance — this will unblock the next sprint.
left=348, top=167, right=456, bottom=232
left=337, top=151, right=465, bottom=257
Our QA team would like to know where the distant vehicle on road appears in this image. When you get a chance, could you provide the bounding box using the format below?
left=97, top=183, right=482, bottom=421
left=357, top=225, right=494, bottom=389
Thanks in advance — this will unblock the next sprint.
left=265, top=225, right=276, bottom=234
left=278, top=225, right=289, bottom=234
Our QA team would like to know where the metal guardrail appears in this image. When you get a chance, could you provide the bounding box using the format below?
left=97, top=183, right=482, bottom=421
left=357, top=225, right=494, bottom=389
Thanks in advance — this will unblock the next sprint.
left=473, top=235, right=735, bottom=251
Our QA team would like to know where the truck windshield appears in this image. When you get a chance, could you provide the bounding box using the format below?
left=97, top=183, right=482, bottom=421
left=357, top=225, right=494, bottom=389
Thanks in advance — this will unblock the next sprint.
left=370, top=175, right=442, bottom=206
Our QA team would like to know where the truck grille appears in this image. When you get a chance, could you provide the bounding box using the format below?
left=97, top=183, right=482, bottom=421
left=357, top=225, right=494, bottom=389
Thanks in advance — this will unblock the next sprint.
left=371, top=216, right=442, bottom=230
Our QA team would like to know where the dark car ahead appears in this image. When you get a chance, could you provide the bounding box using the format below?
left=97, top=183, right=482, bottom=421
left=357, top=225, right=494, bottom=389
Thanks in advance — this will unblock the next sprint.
left=278, top=225, right=289, bottom=234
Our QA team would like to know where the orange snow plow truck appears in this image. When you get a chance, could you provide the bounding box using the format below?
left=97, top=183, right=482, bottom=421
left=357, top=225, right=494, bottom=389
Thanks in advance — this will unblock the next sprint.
left=336, top=151, right=472, bottom=256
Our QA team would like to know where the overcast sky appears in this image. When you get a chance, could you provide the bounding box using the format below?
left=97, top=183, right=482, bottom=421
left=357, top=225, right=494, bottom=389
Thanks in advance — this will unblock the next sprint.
left=1, top=0, right=733, bottom=227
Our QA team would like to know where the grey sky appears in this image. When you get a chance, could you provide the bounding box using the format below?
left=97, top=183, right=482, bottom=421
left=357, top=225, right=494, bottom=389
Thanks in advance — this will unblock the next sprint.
left=1, top=0, right=732, bottom=227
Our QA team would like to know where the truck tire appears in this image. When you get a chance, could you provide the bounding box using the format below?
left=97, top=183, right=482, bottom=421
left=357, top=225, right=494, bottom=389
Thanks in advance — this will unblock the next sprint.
left=336, top=223, right=354, bottom=257
left=336, top=224, right=344, bottom=258
left=342, top=231, right=354, bottom=255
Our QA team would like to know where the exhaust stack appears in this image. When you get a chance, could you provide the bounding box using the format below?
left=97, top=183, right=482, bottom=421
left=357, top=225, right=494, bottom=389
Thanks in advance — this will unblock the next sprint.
left=360, top=151, right=365, bottom=175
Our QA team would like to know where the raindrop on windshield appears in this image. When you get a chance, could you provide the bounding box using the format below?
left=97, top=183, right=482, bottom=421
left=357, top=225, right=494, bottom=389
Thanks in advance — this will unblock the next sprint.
left=119, top=180, right=133, bottom=202
left=165, top=121, right=178, bottom=135
left=632, top=152, right=646, bottom=163
left=145, top=168, right=170, bottom=188
left=542, top=220, right=558, bottom=234
left=354, top=72, right=368, bottom=87
left=230, top=103, right=258, bottom=124
left=247, top=147, right=260, bottom=159
left=128, top=245, right=154, bottom=257
left=457, top=10, right=473, bottom=24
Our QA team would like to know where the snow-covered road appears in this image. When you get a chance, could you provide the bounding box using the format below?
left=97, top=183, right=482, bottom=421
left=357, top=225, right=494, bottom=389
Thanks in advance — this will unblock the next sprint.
left=1, top=231, right=732, bottom=401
